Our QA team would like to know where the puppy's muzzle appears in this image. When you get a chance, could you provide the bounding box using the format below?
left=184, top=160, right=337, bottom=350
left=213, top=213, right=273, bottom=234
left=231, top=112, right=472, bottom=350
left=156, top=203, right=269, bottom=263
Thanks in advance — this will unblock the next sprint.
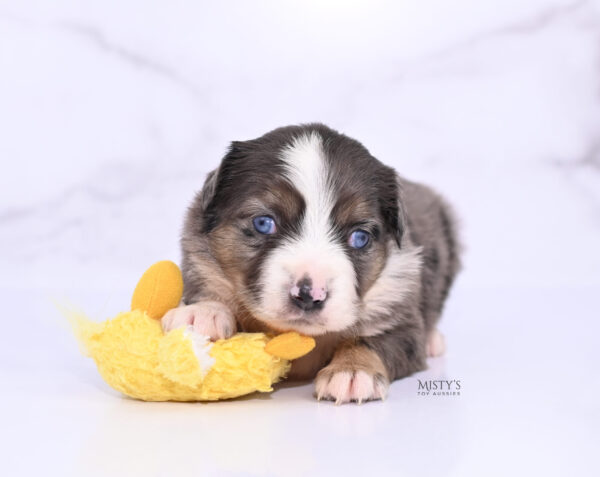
left=289, top=277, right=328, bottom=312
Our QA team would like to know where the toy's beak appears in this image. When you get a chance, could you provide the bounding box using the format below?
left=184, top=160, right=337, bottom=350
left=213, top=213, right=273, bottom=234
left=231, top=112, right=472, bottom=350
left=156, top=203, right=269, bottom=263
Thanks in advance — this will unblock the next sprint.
left=264, top=332, right=316, bottom=360
left=130, top=260, right=183, bottom=319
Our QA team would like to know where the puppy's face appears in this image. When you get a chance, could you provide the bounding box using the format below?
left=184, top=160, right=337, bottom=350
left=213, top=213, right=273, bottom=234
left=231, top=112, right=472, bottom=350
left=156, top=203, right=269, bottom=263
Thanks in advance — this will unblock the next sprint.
left=202, top=125, right=403, bottom=336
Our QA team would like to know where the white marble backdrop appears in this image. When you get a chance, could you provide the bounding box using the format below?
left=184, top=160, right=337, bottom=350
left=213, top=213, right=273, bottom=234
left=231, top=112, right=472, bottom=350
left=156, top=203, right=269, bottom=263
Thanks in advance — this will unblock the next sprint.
left=1, top=1, right=599, bottom=476
left=2, top=0, right=599, bottom=294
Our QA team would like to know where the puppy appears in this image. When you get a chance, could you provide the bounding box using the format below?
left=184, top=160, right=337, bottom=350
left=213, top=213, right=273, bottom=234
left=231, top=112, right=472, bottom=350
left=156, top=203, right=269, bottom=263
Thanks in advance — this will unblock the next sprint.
left=162, top=123, right=460, bottom=404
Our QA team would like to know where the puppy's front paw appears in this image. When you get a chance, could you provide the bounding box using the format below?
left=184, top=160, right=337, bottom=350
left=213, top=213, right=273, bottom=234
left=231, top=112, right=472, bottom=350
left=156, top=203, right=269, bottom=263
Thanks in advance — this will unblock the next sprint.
left=161, top=301, right=236, bottom=341
left=315, top=366, right=389, bottom=405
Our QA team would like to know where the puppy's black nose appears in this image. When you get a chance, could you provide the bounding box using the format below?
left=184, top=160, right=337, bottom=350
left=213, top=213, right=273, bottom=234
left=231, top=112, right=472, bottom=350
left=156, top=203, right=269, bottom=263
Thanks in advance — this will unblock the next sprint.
left=289, top=278, right=327, bottom=311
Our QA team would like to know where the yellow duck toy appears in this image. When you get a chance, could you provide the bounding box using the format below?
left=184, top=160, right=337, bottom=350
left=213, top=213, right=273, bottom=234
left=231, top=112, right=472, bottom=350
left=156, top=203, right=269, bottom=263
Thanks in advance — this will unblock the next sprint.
left=69, top=261, right=315, bottom=401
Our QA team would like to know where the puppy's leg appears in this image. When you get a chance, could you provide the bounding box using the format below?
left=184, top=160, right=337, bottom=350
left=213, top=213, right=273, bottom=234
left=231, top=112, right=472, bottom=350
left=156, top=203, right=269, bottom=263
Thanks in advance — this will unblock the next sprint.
left=314, top=343, right=389, bottom=404
left=426, top=328, right=445, bottom=357
left=161, top=301, right=236, bottom=340
left=315, top=322, right=426, bottom=404
left=362, top=322, right=427, bottom=382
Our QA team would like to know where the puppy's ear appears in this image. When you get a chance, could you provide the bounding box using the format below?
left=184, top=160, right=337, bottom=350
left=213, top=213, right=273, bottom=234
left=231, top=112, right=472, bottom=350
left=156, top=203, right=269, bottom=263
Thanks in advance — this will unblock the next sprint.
left=379, top=172, right=405, bottom=248
left=198, top=169, right=219, bottom=233
left=201, top=141, right=249, bottom=233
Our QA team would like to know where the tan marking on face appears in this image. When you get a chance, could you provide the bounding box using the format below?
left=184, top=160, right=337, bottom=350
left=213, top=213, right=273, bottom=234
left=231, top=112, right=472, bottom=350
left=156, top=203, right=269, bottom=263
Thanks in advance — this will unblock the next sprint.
left=359, top=246, right=387, bottom=296
left=188, top=252, right=235, bottom=303
left=209, top=224, right=249, bottom=292
left=207, top=180, right=305, bottom=289
left=330, top=194, right=374, bottom=226
left=329, top=194, right=389, bottom=295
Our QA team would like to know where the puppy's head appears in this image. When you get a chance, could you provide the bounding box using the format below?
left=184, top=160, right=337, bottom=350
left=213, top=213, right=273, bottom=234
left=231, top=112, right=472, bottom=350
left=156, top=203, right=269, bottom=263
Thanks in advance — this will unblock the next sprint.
left=200, top=124, right=403, bottom=335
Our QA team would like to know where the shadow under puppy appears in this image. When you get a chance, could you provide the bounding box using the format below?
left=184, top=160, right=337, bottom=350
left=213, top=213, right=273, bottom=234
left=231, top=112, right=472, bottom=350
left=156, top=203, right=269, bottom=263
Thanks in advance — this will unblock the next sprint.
left=162, top=123, right=460, bottom=404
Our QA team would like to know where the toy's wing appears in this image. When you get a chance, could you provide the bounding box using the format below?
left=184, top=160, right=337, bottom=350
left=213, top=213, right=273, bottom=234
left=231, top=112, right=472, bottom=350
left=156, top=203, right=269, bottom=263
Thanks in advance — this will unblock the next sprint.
left=264, top=332, right=316, bottom=360
left=131, top=260, right=183, bottom=319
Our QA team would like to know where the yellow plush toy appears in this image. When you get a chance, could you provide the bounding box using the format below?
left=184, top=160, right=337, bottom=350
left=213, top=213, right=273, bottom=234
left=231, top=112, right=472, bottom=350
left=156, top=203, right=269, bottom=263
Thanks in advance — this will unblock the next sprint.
left=70, top=261, right=315, bottom=401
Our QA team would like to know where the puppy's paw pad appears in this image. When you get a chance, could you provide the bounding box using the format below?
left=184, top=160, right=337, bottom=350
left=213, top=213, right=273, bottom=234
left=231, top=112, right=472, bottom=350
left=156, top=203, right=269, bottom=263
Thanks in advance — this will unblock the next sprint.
left=315, top=369, right=388, bottom=405
left=161, top=302, right=236, bottom=341
left=426, top=329, right=446, bottom=357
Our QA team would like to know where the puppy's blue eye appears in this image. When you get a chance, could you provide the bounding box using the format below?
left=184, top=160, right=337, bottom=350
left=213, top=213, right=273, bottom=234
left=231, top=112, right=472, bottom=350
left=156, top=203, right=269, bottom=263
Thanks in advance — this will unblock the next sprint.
left=253, top=216, right=276, bottom=234
left=349, top=230, right=370, bottom=249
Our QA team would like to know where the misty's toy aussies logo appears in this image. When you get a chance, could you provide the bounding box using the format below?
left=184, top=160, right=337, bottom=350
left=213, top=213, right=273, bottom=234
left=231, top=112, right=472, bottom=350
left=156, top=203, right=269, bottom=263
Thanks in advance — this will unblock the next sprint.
left=417, top=379, right=461, bottom=396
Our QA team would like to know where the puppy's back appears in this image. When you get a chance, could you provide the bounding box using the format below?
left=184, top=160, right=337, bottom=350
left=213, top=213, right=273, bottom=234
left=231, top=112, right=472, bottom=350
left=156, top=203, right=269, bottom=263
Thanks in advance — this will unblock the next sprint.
left=400, top=177, right=461, bottom=332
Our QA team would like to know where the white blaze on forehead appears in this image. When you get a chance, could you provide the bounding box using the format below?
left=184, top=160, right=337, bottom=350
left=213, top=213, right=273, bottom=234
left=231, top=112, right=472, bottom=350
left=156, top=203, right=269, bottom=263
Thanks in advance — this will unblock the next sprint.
left=254, top=132, right=359, bottom=335
left=279, top=132, right=336, bottom=242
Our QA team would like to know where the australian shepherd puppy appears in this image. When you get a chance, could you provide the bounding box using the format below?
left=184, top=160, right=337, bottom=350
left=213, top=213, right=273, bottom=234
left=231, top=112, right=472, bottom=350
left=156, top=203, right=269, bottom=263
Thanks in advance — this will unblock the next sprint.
left=162, top=123, right=460, bottom=404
